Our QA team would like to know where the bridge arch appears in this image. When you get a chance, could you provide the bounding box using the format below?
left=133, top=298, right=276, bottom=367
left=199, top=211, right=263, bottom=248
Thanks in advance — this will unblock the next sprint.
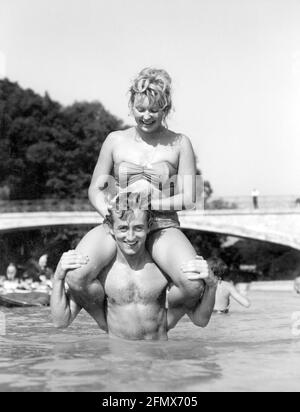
left=178, top=211, right=300, bottom=250
left=1, top=210, right=300, bottom=250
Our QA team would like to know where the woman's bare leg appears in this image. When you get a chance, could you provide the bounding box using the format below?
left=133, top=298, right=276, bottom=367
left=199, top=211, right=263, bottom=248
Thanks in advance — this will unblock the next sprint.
left=65, top=225, right=116, bottom=330
left=147, top=228, right=205, bottom=310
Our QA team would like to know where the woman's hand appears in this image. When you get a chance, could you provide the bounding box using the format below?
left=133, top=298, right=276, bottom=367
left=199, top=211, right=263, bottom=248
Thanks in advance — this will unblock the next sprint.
left=54, top=250, right=89, bottom=281
left=181, top=256, right=218, bottom=288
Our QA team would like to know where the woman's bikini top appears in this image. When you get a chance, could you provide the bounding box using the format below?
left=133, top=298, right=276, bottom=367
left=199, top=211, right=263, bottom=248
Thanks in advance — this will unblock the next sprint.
left=113, top=160, right=181, bottom=226
left=113, top=161, right=177, bottom=190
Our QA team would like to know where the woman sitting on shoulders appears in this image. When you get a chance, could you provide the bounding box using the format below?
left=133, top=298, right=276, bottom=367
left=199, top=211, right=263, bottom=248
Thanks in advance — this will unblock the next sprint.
left=63, top=67, right=208, bottom=327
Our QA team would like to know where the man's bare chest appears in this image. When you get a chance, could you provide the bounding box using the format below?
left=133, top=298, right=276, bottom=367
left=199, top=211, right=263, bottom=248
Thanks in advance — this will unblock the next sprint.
left=103, top=263, right=168, bottom=305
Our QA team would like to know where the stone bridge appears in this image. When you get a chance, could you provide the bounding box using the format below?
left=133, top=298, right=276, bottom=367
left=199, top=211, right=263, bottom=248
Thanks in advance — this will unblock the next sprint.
left=1, top=209, right=300, bottom=250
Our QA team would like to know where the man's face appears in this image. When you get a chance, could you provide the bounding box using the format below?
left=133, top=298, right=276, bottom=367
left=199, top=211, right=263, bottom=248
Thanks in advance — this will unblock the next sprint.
left=111, top=209, right=149, bottom=255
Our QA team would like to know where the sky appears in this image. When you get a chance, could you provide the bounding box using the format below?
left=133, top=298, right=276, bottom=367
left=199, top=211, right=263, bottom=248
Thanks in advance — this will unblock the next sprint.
left=1, top=0, right=300, bottom=196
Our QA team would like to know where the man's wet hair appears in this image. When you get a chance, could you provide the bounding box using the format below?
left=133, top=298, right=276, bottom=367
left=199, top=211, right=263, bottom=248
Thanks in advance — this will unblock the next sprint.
left=206, top=256, right=229, bottom=279
left=103, top=192, right=153, bottom=228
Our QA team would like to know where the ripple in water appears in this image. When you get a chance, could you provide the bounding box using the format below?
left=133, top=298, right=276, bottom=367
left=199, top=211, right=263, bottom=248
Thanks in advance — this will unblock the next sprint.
left=0, top=291, right=300, bottom=392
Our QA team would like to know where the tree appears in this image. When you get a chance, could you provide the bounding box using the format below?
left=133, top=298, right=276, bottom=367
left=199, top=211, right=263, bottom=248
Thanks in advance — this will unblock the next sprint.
left=0, top=79, right=128, bottom=274
left=195, top=167, right=213, bottom=208
left=0, top=79, right=125, bottom=199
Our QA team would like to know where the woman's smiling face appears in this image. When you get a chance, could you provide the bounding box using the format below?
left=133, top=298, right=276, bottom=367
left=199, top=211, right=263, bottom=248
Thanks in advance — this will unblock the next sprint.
left=132, top=94, right=165, bottom=134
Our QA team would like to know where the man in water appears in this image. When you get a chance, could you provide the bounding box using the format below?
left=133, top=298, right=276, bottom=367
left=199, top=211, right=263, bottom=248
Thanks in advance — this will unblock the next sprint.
left=51, top=194, right=218, bottom=340
left=208, top=257, right=251, bottom=314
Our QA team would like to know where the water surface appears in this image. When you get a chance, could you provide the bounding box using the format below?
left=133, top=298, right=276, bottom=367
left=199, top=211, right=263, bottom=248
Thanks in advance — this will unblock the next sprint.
left=0, top=291, right=299, bottom=392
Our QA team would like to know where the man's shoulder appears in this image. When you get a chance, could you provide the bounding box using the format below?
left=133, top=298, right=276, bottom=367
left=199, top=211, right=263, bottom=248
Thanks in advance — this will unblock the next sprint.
left=219, top=281, right=232, bottom=293
left=143, top=261, right=169, bottom=285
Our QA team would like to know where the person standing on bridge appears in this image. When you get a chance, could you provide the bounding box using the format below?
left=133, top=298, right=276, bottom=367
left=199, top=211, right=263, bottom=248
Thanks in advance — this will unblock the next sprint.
left=63, top=67, right=207, bottom=327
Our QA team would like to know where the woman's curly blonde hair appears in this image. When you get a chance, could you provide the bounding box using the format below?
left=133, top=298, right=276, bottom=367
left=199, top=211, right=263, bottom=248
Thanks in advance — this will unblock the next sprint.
left=129, top=67, right=173, bottom=117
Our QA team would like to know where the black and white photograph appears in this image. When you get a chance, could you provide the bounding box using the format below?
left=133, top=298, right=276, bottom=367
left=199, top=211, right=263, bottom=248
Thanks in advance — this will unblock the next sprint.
left=0, top=0, right=300, bottom=393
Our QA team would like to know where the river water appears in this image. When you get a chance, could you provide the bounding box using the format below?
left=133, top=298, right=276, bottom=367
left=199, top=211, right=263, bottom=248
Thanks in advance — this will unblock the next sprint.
left=0, top=291, right=300, bottom=392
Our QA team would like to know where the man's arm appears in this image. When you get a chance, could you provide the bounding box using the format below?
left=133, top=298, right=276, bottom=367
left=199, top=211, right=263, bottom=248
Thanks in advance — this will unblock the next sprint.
left=167, top=257, right=218, bottom=330
left=167, top=286, right=188, bottom=330
left=51, top=251, right=88, bottom=328
left=186, top=282, right=217, bottom=327
left=228, top=284, right=251, bottom=308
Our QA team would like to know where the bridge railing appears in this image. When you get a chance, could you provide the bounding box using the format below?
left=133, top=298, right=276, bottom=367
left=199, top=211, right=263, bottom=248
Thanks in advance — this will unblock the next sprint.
left=0, top=199, right=94, bottom=213
left=205, top=195, right=300, bottom=211
left=0, top=196, right=300, bottom=213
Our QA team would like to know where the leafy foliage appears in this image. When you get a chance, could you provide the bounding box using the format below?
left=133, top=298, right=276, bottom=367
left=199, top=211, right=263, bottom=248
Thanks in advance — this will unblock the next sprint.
left=224, top=239, right=300, bottom=281
left=0, top=79, right=126, bottom=274
left=0, top=79, right=124, bottom=199
left=206, top=198, right=238, bottom=210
